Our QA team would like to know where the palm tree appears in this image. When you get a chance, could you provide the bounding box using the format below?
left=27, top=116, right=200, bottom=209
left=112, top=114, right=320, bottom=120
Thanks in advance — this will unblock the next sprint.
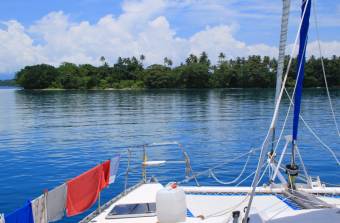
left=186, top=54, right=198, bottom=64
left=218, top=52, right=226, bottom=64
left=100, top=56, right=106, bottom=64
left=167, top=59, right=173, bottom=67
left=163, top=57, right=173, bottom=67
left=140, top=54, right=145, bottom=67
left=199, top=51, right=210, bottom=65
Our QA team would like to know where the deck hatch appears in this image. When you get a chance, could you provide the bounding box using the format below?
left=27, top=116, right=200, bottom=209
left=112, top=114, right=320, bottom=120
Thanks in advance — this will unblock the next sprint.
left=106, top=203, right=156, bottom=219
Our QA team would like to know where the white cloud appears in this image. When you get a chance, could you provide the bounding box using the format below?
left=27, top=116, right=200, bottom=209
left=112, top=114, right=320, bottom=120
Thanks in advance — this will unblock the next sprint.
left=136, top=16, right=187, bottom=65
left=307, top=40, right=340, bottom=58
left=0, top=0, right=339, bottom=77
left=0, top=21, right=46, bottom=74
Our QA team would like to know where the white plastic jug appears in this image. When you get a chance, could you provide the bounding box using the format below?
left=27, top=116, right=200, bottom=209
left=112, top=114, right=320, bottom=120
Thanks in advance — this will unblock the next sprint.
left=156, top=183, right=187, bottom=223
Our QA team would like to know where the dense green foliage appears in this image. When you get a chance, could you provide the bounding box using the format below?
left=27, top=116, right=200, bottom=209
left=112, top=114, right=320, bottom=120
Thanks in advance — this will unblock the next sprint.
left=15, top=53, right=340, bottom=89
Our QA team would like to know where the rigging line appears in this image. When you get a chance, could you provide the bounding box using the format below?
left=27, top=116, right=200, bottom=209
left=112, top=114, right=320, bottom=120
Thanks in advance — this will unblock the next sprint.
left=245, top=0, right=312, bottom=220
left=177, top=146, right=261, bottom=185
left=284, top=88, right=340, bottom=165
left=312, top=0, right=340, bottom=137
left=178, top=139, right=279, bottom=186
left=267, top=39, right=308, bottom=183
left=254, top=191, right=295, bottom=221
left=201, top=166, right=273, bottom=221
left=295, top=146, right=310, bottom=185
left=278, top=165, right=308, bottom=183
left=207, top=163, right=271, bottom=219
left=209, top=150, right=252, bottom=185
left=206, top=195, right=250, bottom=218
left=257, top=161, right=271, bottom=186
left=321, top=181, right=340, bottom=187
left=236, top=162, right=267, bottom=186
left=284, top=189, right=335, bottom=206
left=257, top=193, right=295, bottom=220
left=270, top=14, right=313, bottom=185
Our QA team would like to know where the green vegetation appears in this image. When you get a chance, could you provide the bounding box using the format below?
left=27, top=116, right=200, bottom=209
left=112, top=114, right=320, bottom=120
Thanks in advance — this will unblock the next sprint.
left=15, top=53, right=340, bottom=89
left=0, top=79, right=17, bottom=86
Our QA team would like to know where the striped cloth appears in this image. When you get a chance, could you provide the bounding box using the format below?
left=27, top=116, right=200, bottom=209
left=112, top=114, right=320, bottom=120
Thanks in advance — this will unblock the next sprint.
left=32, top=195, right=47, bottom=223
left=0, top=213, right=5, bottom=223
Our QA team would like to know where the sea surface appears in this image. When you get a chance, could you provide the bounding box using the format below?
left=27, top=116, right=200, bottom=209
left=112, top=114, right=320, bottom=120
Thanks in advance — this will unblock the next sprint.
left=0, top=87, right=339, bottom=222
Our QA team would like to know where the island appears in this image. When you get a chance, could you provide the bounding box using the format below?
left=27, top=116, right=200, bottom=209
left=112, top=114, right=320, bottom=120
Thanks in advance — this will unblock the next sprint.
left=14, top=52, right=340, bottom=89
left=0, top=79, right=17, bottom=87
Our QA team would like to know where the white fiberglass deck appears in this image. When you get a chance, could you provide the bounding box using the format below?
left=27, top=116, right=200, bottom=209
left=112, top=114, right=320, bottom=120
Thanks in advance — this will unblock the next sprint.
left=86, top=183, right=340, bottom=223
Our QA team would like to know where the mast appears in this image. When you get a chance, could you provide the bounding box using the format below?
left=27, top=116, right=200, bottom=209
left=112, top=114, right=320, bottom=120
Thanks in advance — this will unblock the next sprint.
left=286, top=0, right=312, bottom=189
left=243, top=0, right=311, bottom=222
left=271, top=0, right=291, bottom=152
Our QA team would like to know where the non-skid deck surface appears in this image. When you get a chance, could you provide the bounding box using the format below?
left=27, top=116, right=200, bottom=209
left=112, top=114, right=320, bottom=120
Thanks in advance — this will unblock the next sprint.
left=317, top=196, right=340, bottom=208
left=88, top=183, right=340, bottom=223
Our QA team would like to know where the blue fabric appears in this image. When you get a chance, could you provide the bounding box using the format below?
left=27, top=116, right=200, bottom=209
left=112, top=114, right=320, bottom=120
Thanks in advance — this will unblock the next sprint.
left=293, top=0, right=312, bottom=142
left=186, top=209, right=194, bottom=217
left=5, top=201, right=34, bottom=223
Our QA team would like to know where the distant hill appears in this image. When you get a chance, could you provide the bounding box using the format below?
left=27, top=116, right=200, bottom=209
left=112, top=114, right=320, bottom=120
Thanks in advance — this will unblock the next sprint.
left=0, top=73, right=15, bottom=80
left=0, top=79, right=17, bottom=86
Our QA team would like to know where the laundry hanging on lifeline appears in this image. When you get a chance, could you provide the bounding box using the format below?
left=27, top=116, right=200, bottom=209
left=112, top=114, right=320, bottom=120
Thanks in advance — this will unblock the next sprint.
left=66, top=160, right=111, bottom=216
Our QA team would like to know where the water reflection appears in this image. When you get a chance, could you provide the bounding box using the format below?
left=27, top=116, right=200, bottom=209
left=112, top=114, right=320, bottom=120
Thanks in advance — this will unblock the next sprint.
left=0, top=88, right=338, bottom=222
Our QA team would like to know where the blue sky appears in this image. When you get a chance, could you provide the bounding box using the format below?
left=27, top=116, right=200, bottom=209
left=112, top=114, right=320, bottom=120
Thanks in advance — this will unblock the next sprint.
left=0, top=0, right=340, bottom=79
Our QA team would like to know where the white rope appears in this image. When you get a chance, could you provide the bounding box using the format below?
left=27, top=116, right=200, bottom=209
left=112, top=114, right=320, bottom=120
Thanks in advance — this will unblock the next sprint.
left=205, top=194, right=250, bottom=218
left=271, top=138, right=290, bottom=183
left=257, top=161, right=271, bottom=185
left=265, top=25, right=308, bottom=184
left=197, top=163, right=271, bottom=220
left=321, top=181, right=340, bottom=187
left=278, top=165, right=309, bottom=183
left=258, top=193, right=295, bottom=220
left=236, top=162, right=267, bottom=186
left=312, top=0, right=340, bottom=137
left=177, top=147, right=260, bottom=185
left=284, top=88, right=340, bottom=165
left=210, top=151, right=252, bottom=185
left=245, top=0, right=312, bottom=220
left=286, top=188, right=335, bottom=206
left=295, top=146, right=311, bottom=185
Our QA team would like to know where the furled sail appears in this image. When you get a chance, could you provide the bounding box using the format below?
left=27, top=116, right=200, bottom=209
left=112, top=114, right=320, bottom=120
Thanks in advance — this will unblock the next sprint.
left=271, top=0, right=291, bottom=153
left=292, top=0, right=312, bottom=144
left=286, top=0, right=312, bottom=190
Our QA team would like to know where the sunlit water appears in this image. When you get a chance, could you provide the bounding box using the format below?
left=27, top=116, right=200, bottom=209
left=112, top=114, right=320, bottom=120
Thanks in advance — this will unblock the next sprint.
left=0, top=87, right=339, bottom=222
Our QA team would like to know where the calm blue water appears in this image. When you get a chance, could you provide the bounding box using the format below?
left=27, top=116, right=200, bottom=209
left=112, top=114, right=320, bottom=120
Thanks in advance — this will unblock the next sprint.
left=0, top=87, right=339, bottom=222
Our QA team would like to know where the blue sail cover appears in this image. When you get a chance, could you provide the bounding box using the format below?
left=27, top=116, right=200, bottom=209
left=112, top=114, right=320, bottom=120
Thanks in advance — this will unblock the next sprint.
left=293, top=0, right=312, bottom=142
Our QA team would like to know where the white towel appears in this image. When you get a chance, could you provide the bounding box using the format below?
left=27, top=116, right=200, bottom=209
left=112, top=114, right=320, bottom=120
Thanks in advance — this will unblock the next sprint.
left=46, top=183, right=66, bottom=222
left=0, top=213, right=5, bottom=223
left=32, top=195, right=47, bottom=223
left=109, top=155, right=120, bottom=184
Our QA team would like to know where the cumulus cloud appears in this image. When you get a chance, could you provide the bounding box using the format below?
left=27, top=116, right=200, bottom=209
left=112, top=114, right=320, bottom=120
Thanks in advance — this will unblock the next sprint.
left=0, top=0, right=339, bottom=77
left=0, top=21, right=46, bottom=74
left=307, top=40, right=340, bottom=58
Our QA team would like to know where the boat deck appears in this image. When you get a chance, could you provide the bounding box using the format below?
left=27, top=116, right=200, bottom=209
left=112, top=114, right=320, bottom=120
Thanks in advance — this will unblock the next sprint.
left=83, top=183, right=340, bottom=223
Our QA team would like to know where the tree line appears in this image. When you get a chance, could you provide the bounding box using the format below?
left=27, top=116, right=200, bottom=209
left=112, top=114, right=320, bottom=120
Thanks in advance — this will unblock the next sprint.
left=0, top=79, right=16, bottom=86
left=15, top=52, right=340, bottom=89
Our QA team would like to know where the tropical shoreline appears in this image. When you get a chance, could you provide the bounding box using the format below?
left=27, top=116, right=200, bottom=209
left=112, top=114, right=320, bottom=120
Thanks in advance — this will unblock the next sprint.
left=11, top=53, right=340, bottom=90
